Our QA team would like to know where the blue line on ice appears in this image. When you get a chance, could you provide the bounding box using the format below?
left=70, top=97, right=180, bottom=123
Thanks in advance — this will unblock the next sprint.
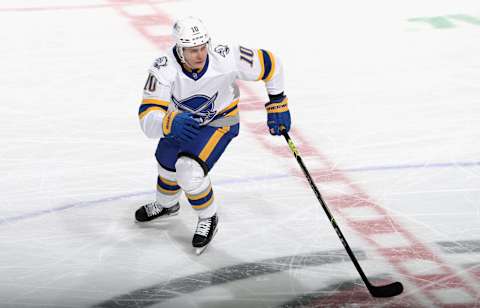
left=1, top=160, right=479, bottom=225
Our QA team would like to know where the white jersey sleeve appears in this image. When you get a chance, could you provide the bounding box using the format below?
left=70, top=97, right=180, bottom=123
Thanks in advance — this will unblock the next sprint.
left=232, top=45, right=285, bottom=95
left=138, top=56, right=175, bottom=139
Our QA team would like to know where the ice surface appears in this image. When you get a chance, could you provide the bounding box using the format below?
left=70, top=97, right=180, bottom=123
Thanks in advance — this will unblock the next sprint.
left=1, top=0, right=479, bottom=307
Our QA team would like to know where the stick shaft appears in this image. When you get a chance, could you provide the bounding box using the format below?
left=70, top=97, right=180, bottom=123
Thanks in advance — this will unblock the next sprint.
left=280, top=130, right=373, bottom=288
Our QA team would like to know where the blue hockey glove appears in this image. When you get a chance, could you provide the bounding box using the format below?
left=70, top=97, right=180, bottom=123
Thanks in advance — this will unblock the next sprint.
left=162, top=111, right=200, bottom=144
left=265, top=93, right=291, bottom=135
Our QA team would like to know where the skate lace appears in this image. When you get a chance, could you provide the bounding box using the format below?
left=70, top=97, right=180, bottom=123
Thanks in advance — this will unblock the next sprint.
left=195, top=218, right=211, bottom=237
left=145, top=202, right=162, bottom=217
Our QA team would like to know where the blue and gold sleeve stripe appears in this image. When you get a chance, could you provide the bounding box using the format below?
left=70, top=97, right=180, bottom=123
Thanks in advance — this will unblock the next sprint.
left=138, top=98, right=169, bottom=120
left=217, top=99, right=239, bottom=118
left=187, top=185, right=214, bottom=209
left=157, top=176, right=181, bottom=195
left=257, top=49, right=276, bottom=82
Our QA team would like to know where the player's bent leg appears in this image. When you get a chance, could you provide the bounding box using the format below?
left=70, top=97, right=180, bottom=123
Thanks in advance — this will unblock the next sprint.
left=175, top=156, right=217, bottom=218
left=173, top=125, right=239, bottom=253
left=135, top=164, right=182, bottom=222
left=155, top=163, right=182, bottom=207
left=175, top=155, right=218, bottom=251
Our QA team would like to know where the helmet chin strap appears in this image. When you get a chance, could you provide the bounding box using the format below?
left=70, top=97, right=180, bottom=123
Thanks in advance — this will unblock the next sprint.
left=175, top=45, right=199, bottom=70
left=181, top=54, right=198, bottom=72
left=176, top=45, right=186, bottom=63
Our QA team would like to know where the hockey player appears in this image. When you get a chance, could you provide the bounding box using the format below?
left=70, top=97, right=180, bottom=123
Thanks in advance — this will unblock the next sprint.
left=135, top=16, right=291, bottom=254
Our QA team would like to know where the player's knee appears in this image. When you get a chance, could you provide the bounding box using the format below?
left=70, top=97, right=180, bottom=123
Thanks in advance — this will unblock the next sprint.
left=175, top=156, right=206, bottom=192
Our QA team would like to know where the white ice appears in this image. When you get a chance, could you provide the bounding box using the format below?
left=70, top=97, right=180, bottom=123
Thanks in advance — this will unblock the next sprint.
left=1, top=0, right=479, bottom=307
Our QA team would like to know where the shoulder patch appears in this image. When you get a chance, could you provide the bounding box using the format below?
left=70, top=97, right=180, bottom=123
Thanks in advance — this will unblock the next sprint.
left=153, top=56, right=168, bottom=69
left=214, top=45, right=230, bottom=58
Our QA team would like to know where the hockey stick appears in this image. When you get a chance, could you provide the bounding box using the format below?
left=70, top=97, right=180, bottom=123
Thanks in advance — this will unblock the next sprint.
left=279, top=127, right=403, bottom=298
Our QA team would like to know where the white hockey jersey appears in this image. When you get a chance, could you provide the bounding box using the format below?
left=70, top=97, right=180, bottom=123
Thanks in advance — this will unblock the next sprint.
left=138, top=44, right=285, bottom=139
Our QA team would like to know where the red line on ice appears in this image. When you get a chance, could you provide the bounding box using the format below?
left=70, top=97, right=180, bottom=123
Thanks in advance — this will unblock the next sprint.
left=0, top=0, right=175, bottom=13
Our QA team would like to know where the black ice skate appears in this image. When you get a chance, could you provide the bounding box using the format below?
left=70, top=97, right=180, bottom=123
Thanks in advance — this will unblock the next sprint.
left=135, top=202, right=179, bottom=222
left=192, top=214, right=218, bottom=255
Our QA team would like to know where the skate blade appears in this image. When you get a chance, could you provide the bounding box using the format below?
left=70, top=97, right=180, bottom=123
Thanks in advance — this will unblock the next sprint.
left=194, top=227, right=218, bottom=256
left=135, top=211, right=179, bottom=223
left=196, top=246, right=208, bottom=255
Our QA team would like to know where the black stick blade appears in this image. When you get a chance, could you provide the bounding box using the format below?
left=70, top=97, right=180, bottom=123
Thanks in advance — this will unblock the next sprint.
left=369, top=281, right=404, bottom=298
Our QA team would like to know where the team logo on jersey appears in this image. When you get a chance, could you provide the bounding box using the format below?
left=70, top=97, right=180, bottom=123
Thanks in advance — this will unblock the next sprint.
left=171, top=92, right=219, bottom=124
left=214, top=45, right=230, bottom=57
left=153, top=56, right=168, bottom=69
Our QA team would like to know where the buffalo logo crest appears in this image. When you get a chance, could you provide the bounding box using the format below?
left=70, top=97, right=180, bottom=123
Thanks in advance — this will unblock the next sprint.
left=171, top=92, right=219, bottom=124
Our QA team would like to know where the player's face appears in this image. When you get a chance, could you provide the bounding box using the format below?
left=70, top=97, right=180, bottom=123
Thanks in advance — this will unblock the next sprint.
left=183, top=44, right=208, bottom=70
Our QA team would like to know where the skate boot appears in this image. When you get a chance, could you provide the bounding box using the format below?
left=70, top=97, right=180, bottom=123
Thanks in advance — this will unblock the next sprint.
left=135, top=202, right=179, bottom=222
left=192, top=214, right=218, bottom=255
